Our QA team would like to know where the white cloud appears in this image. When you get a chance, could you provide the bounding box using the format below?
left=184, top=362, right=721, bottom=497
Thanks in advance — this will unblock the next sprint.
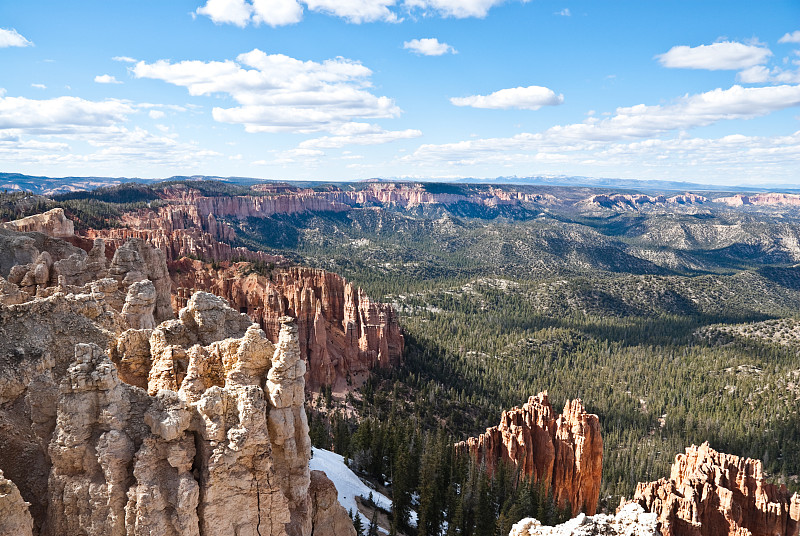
left=132, top=49, right=402, bottom=133
left=196, top=0, right=306, bottom=26
left=112, top=56, right=137, bottom=63
left=298, top=123, right=421, bottom=148
left=196, top=0, right=525, bottom=25
left=778, top=31, right=800, bottom=44
left=0, top=95, right=134, bottom=133
left=31, top=84, right=46, bottom=90
left=304, top=0, right=397, bottom=23
left=657, top=41, right=772, bottom=70
left=0, top=28, right=32, bottom=48
left=737, top=64, right=800, bottom=84
left=407, top=84, right=800, bottom=166
left=403, top=38, right=456, bottom=55
left=450, top=85, right=564, bottom=110
left=555, top=8, right=570, bottom=16
left=148, top=110, right=165, bottom=119
left=197, top=0, right=258, bottom=27
left=403, top=0, right=508, bottom=18
left=94, top=74, right=122, bottom=84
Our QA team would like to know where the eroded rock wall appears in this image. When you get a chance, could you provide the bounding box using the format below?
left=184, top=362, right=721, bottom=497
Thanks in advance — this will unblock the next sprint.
left=172, top=262, right=404, bottom=391
left=455, top=392, right=603, bottom=517
left=633, top=442, right=800, bottom=536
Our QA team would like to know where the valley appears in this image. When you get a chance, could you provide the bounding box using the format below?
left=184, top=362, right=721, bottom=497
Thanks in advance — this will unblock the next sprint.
left=2, top=177, right=800, bottom=536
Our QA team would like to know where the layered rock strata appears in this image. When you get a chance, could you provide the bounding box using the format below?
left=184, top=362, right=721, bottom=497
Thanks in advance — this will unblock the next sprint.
left=0, top=207, right=74, bottom=238
left=172, top=262, right=404, bottom=391
left=455, top=392, right=603, bottom=517
left=633, top=442, right=800, bottom=536
left=509, top=503, right=658, bottom=536
left=1, top=280, right=354, bottom=536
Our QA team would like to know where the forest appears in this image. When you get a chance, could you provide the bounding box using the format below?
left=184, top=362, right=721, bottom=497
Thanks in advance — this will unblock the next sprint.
left=3, top=182, right=800, bottom=534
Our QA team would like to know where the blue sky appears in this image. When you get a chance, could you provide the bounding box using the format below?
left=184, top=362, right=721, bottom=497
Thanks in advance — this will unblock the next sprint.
left=1, top=0, right=800, bottom=185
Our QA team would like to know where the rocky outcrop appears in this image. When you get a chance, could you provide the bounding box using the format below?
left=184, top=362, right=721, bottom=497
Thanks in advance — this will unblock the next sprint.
left=716, top=193, right=800, bottom=207
left=510, top=503, right=658, bottom=536
left=632, top=442, right=800, bottom=536
left=309, top=470, right=359, bottom=536
left=107, top=238, right=173, bottom=323
left=585, top=193, right=707, bottom=211
left=455, top=392, right=603, bottom=517
left=0, top=208, right=74, bottom=238
left=1, top=283, right=354, bottom=536
left=172, top=262, right=404, bottom=391
left=0, top=469, right=34, bottom=536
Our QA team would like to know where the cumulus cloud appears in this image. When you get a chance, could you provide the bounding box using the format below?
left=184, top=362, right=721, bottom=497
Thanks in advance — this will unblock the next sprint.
left=657, top=41, right=772, bottom=70
left=0, top=95, right=134, bottom=133
left=450, top=86, right=564, bottom=110
left=132, top=49, right=402, bottom=134
left=555, top=8, right=570, bottom=16
left=148, top=110, right=165, bottom=119
left=778, top=31, right=800, bottom=44
left=407, top=84, right=800, bottom=167
left=0, top=28, right=32, bottom=48
left=112, top=56, right=137, bottom=63
left=31, top=84, right=46, bottom=90
left=737, top=65, right=800, bottom=84
left=298, top=123, right=422, bottom=148
left=94, top=74, right=122, bottom=84
left=196, top=0, right=525, bottom=25
left=304, top=0, right=397, bottom=22
left=404, top=0, right=510, bottom=18
left=403, top=38, right=456, bottom=55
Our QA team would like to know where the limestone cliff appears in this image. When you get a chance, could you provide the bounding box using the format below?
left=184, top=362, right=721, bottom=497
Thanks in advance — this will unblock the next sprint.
left=509, top=503, right=658, bottom=536
left=632, top=442, right=800, bottom=536
left=172, top=261, right=404, bottom=391
left=0, top=208, right=74, bottom=238
left=455, top=392, right=603, bottom=517
left=0, top=228, right=356, bottom=536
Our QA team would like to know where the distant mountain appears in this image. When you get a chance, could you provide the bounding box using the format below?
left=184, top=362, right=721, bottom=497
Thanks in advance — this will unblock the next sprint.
left=2, top=171, right=799, bottom=196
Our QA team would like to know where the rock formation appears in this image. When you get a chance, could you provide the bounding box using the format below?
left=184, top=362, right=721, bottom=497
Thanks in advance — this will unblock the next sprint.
left=456, top=392, right=603, bottom=517
left=632, top=442, right=800, bottom=536
left=0, top=225, right=356, bottom=536
left=0, top=207, right=74, bottom=238
left=0, top=469, right=34, bottom=536
left=172, top=262, right=404, bottom=391
left=509, top=503, right=658, bottom=536
left=1, top=280, right=355, bottom=535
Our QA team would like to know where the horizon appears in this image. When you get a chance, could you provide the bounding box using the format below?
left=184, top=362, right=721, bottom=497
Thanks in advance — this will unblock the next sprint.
left=2, top=1, right=800, bottom=185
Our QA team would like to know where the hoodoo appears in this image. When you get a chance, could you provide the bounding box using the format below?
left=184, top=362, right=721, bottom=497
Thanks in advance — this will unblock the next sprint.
left=633, top=442, right=800, bottom=536
left=455, top=392, right=603, bottom=517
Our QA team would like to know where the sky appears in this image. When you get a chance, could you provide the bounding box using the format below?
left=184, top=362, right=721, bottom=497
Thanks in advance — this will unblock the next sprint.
left=1, top=0, right=800, bottom=185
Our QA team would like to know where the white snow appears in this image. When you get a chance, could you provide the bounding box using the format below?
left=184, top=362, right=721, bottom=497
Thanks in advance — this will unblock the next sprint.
left=310, top=447, right=392, bottom=524
left=309, top=447, right=418, bottom=530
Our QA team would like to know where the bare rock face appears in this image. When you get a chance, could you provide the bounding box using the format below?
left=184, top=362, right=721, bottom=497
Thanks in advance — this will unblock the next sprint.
left=52, top=238, right=108, bottom=286
left=309, top=470, right=357, bottom=536
left=632, top=442, right=800, bottom=536
left=13, top=292, right=351, bottom=536
left=122, top=279, right=156, bottom=329
left=173, top=263, right=404, bottom=391
left=0, top=469, right=34, bottom=536
left=509, top=503, right=658, bottom=536
left=0, top=208, right=74, bottom=238
left=455, top=392, right=603, bottom=517
left=108, top=238, right=172, bottom=323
